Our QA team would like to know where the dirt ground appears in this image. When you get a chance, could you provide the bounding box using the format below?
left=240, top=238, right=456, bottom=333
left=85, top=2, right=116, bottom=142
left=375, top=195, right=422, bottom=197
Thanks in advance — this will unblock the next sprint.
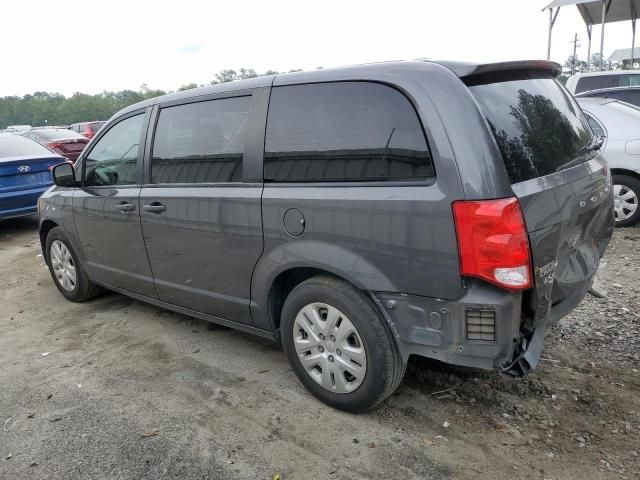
left=0, top=216, right=638, bottom=480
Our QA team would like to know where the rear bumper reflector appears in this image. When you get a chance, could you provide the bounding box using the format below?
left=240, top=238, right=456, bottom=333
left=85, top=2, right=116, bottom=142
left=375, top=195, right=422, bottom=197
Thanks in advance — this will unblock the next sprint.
left=465, top=308, right=496, bottom=342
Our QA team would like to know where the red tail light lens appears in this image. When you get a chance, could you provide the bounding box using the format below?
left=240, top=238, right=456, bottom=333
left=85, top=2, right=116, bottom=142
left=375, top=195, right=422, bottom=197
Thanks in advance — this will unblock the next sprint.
left=47, top=142, right=64, bottom=149
left=452, top=198, right=532, bottom=291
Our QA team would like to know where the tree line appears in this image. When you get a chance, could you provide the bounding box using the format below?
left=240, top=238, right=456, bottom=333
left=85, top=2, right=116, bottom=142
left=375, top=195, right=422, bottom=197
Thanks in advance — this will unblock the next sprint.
left=0, top=68, right=304, bottom=129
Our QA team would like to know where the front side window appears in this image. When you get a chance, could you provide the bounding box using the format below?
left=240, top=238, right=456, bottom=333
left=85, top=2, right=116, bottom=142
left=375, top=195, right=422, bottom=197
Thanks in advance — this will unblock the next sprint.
left=84, top=114, right=144, bottom=187
left=264, top=82, right=433, bottom=182
left=151, top=96, right=249, bottom=183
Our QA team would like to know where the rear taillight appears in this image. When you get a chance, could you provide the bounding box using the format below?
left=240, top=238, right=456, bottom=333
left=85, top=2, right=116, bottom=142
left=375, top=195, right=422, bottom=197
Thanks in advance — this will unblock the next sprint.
left=47, top=142, right=63, bottom=149
left=452, top=197, right=532, bottom=291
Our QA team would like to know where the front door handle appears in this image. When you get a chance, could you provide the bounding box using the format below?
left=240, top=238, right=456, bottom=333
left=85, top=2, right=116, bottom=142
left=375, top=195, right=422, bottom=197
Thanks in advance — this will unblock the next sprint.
left=143, top=202, right=167, bottom=214
left=116, top=202, right=136, bottom=213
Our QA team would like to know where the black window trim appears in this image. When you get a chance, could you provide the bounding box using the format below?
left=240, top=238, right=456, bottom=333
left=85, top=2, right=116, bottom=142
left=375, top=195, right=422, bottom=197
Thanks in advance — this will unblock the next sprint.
left=79, top=107, right=151, bottom=189
left=143, top=89, right=258, bottom=187
left=262, top=79, right=436, bottom=186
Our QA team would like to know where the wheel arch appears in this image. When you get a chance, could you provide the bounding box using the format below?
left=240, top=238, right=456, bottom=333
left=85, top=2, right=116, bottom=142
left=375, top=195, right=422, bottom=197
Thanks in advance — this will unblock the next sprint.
left=250, top=240, right=398, bottom=334
left=611, top=168, right=640, bottom=183
left=39, top=219, right=59, bottom=253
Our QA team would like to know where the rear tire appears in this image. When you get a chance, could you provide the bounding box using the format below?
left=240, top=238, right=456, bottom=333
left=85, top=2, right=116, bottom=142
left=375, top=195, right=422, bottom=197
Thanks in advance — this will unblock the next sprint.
left=45, top=227, right=101, bottom=302
left=281, top=275, right=405, bottom=412
left=613, top=174, right=640, bottom=227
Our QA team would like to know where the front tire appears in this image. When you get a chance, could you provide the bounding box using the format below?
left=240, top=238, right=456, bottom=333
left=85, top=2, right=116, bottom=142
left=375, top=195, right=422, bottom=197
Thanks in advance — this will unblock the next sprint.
left=45, top=227, right=101, bottom=302
left=613, top=174, right=640, bottom=227
left=281, top=275, right=405, bottom=412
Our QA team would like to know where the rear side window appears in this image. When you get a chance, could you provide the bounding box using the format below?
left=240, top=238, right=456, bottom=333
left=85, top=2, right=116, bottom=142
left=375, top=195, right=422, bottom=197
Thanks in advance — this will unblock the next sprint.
left=264, top=82, right=433, bottom=182
left=152, top=96, right=249, bottom=183
left=469, top=75, right=592, bottom=184
left=575, top=75, right=616, bottom=93
left=584, top=113, right=606, bottom=137
left=0, top=135, right=51, bottom=158
left=618, top=74, right=640, bottom=87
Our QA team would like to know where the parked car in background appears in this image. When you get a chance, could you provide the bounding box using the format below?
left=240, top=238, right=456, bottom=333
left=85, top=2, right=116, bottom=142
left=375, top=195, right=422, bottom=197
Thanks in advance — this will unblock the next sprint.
left=22, top=128, right=89, bottom=163
left=0, top=134, right=65, bottom=220
left=566, top=70, right=640, bottom=94
left=31, top=125, right=68, bottom=130
left=40, top=60, right=613, bottom=412
left=577, top=97, right=640, bottom=226
left=576, top=86, right=640, bottom=108
left=7, top=125, right=31, bottom=134
left=67, top=121, right=106, bottom=139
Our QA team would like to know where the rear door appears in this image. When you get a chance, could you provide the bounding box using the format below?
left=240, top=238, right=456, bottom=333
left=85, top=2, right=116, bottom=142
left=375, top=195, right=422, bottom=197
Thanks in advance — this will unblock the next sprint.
left=72, top=110, right=157, bottom=297
left=468, top=72, right=614, bottom=334
left=139, top=91, right=266, bottom=325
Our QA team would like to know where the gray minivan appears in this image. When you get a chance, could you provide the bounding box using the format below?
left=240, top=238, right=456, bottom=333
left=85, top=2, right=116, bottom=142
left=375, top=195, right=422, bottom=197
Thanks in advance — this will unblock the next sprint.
left=40, top=60, right=614, bottom=412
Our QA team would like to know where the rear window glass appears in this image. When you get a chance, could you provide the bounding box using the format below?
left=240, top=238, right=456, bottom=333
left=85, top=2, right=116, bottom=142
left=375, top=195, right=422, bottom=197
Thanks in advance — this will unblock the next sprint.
left=88, top=122, right=105, bottom=133
left=264, top=82, right=433, bottom=182
left=0, top=135, right=51, bottom=159
left=575, top=75, right=617, bottom=93
left=38, top=130, right=85, bottom=140
left=469, top=75, right=593, bottom=184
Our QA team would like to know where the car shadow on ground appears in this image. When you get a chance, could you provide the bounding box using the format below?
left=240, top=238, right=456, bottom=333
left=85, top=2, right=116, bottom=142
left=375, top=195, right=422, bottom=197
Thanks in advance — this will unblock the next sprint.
left=1, top=215, right=39, bottom=237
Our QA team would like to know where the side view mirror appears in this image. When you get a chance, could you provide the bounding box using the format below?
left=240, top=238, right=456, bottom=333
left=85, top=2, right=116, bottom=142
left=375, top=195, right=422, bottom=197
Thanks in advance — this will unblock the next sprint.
left=51, top=162, right=77, bottom=187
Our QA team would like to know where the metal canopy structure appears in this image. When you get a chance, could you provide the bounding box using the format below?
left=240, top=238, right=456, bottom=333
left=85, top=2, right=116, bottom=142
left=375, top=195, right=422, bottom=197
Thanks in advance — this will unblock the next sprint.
left=544, top=0, right=640, bottom=70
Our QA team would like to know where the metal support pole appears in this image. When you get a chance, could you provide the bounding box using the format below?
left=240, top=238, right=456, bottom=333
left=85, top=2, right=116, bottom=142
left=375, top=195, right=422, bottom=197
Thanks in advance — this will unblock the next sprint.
left=547, top=8, right=560, bottom=61
left=586, top=24, right=592, bottom=71
left=632, top=18, right=637, bottom=69
left=600, top=0, right=606, bottom=70
left=547, top=9, right=553, bottom=60
left=572, top=33, right=579, bottom=74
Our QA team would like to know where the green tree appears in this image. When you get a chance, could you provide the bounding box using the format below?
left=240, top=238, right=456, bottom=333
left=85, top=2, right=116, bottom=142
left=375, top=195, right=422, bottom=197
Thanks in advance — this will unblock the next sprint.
left=178, top=83, right=199, bottom=91
left=0, top=67, right=311, bottom=128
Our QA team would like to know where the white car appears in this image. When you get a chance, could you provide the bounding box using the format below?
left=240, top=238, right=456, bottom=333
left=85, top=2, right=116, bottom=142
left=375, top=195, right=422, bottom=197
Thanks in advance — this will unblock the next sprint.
left=577, top=97, right=640, bottom=226
left=566, top=70, right=640, bottom=94
left=6, top=125, right=31, bottom=134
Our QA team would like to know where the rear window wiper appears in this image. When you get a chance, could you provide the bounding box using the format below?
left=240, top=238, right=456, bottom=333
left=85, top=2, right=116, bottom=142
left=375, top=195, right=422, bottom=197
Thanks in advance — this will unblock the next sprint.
left=582, top=135, right=605, bottom=154
left=554, top=136, right=605, bottom=173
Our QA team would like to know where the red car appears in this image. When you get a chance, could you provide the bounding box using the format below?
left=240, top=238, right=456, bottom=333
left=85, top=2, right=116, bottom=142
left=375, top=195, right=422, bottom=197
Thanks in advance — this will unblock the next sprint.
left=22, top=128, right=89, bottom=163
left=67, top=121, right=106, bottom=139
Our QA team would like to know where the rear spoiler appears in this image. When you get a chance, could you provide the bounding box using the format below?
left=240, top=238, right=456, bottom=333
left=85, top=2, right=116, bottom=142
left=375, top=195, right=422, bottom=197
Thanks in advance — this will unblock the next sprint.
left=431, top=60, right=562, bottom=84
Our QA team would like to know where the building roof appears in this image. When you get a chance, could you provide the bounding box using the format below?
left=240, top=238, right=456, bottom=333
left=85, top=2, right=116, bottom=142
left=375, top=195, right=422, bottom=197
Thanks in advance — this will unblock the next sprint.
left=544, top=0, right=640, bottom=25
left=608, top=47, right=640, bottom=61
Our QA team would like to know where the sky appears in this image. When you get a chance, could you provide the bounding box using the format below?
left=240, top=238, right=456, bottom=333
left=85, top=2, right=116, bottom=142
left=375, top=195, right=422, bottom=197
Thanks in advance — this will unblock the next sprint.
left=2, top=0, right=638, bottom=97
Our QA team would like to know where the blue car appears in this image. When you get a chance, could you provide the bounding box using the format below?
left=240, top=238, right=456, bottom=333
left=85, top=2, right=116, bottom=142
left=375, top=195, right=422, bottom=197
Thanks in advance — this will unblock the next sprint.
left=0, top=134, right=66, bottom=220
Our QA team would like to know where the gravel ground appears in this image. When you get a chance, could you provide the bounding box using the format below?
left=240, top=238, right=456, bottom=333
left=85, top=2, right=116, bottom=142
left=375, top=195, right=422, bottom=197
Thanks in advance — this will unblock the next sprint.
left=0, top=216, right=638, bottom=480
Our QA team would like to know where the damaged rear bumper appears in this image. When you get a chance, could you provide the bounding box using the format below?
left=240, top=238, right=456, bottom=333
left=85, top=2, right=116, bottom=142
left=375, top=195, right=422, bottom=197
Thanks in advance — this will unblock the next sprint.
left=372, top=275, right=595, bottom=376
left=499, top=273, right=595, bottom=378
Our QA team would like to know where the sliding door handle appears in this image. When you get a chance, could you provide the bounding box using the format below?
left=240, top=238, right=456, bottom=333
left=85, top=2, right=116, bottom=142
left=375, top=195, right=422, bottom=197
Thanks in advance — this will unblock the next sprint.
left=143, top=202, right=167, bottom=213
left=116, top=202, right=136, bottom=213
